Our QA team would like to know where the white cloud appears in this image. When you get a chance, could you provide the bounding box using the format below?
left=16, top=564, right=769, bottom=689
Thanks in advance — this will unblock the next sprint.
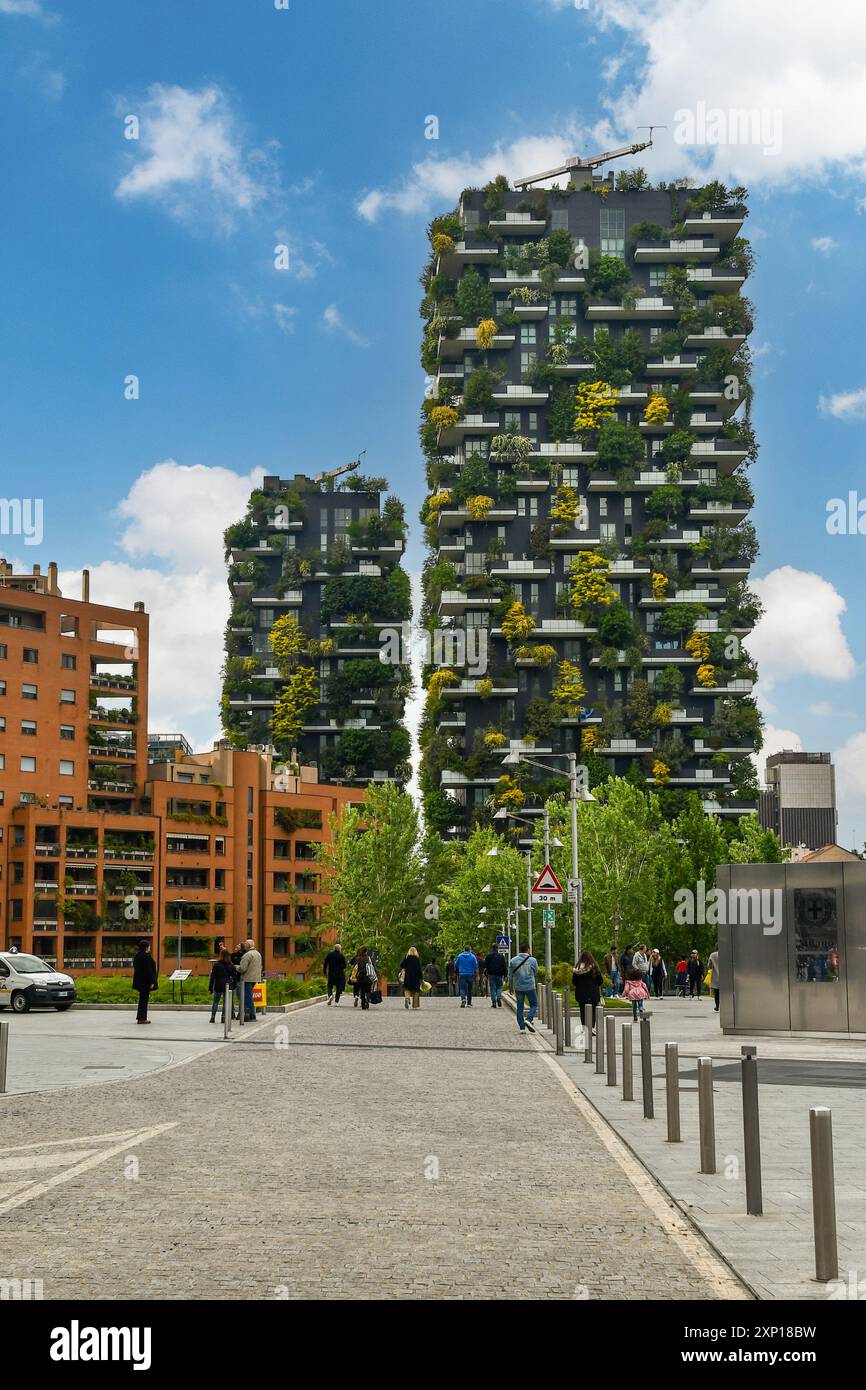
left=273, top=229, right=333, bottom=281
left=748, top=567, right=857, bottom=689
left=811, top=236, right=838, bottom=255
left=65, top=459, right=264, bottom=747
left=833, top=732, right=866, bottom=842
left=322, top=303, right=369, bottom=348
left=271, top=303, right=297, bottom=334
left=356, top=129, right=582, bottom=221
left=818, top=386, right=866, bottom=421
left=0, top=0, right=46, bottom=14
left=808, top=701, right=854, bottom=718
left=115, top=84, right=276, bottom=228
left=593, top=0, right=866, bottom=186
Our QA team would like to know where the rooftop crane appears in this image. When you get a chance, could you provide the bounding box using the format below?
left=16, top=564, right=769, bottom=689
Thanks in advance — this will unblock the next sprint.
left=315, top=450, right=365, bottom=490
left=514, top=130, right=661, bottom=189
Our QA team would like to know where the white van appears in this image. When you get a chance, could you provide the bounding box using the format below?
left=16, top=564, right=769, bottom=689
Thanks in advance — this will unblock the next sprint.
left=0, top=949, right=76, bottom=1013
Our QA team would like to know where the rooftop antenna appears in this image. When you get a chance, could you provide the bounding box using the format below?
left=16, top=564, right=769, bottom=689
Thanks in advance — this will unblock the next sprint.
left=514, top=129, right=665, bottom=190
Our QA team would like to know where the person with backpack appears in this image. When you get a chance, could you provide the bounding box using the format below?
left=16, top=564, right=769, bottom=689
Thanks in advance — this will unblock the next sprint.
left=572, top=951, right=603, bottom=1029
left=675, top=957, right=688, bottom=997
left=622, top=968, right=649, bottom=1021
left=483, top=943, right=507, bottom=1008
left=507, top=947, right=539, bottom=1034
left=454, top=946, right=479, bottom=1007
left=208, top=948, right=238, bottom=1024
left=399, top=946, right=424, bottom=1010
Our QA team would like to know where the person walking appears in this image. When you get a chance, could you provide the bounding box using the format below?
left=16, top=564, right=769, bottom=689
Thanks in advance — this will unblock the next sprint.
left=455, top=946, right=479, bottom=1007
left=423, top=959, right=441, bottom=994
left=675, top=956, right=688, bottom=998
left=687, top=949, right=703, bottom=999
left=572, top=951, right=603, bottom=1029
left=445, top=956, right=457, bottom=997
left=229, top=940, right=244, bottom=1019
left=238, top=938, right=263, bottom=1021
left=483, top=943, right=507, bottom=1008
left=132, top=939, right=158, bottom=1025
left=631, top=944, right=649, bottom=983
left=508, top=947, right=539, bottom=1034
left=474, top=950, right=487, bottom=998
left=603, top=946, right=619, bottom=999
left=208, top=948, right=238, bottom=1024
left=399, top=946, right=424, bottom=1010
left=650, top=948, right=667, bottom=999
left=622, top=968, right=650, bottom=1021
left=708, top=948, right=721, bottom=1012
left=352, top=945, right=376, bottom=1011
left=323, top=942, right=347, bottom=1005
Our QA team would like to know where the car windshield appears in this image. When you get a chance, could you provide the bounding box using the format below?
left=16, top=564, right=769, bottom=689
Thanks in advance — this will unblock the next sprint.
left=7, top=954, right=52, bottom=975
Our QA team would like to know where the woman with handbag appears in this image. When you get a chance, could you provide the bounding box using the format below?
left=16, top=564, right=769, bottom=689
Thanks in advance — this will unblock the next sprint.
left=353, top=946, right=376, bottom=1011
left=399, top=946, right=424, bottom=1010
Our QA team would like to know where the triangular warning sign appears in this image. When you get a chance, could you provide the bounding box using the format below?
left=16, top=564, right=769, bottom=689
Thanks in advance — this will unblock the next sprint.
left=532, top=863, right=563, bottom=895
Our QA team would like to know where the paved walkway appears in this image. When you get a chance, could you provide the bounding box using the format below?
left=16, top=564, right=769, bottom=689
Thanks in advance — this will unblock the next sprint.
left=0, top=997, right=745, bottom=1301
left=554, top=996, right=866, bottom=1300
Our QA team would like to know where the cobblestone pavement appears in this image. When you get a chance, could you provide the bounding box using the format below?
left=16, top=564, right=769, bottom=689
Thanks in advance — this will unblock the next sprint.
left=0, top=997, right=746, bottom=1300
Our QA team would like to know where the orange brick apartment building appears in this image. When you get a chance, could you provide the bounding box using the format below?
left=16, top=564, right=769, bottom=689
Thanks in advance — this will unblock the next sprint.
left=0, top=562, right=363, bottom=977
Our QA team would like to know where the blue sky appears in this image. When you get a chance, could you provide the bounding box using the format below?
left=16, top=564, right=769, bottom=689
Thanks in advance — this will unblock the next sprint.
left=2, top=0, right=866, bottom=844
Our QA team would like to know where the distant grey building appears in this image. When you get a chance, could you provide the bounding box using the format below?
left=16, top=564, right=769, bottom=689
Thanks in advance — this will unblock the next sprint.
left=759, top=750, right=837, bottom=851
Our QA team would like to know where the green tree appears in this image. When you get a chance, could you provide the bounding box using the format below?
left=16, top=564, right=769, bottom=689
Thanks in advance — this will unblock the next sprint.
left=319, top=783, right=432, bottom=974
left=437, top=826, right=526, bottom=960
left=726, top=814, right=784, bottom=863
left=456, top=266, right=494, bottom=324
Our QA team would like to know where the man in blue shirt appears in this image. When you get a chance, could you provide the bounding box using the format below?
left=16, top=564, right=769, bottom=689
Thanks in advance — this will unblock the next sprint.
left=454, top=946, right=479, bottom=1007
left=507, top=949, right=539, bottom=1033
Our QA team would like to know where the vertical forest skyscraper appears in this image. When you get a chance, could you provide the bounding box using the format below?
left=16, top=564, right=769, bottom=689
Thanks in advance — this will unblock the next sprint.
left=419, top=158, right=761, bottom=837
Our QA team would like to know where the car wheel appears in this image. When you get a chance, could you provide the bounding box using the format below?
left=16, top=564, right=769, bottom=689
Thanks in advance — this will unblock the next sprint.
left=11, top=991, right=31, bottom=1014
left=54, top=1003, right=73, bottom=1011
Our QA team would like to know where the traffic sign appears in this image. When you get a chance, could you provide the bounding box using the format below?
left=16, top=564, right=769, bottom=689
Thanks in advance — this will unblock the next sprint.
left=543, top=907, right=556, bottom=928
left=532, top=863, right=564, bottom=904
left=567, top=877, right=583, bottom=904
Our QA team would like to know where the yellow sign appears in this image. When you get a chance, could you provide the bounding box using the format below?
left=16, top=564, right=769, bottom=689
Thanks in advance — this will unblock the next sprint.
left=252, top=981, right=267, bottom=1009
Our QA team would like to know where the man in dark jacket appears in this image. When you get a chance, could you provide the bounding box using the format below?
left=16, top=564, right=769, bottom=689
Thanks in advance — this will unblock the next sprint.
left=483, top=944, right=507, bottom=1008
left=132, top=940, right=158, bottom=1024
left=323, top=942, right=347, bottom=1005
left=687, top=949, right=704, bottom=998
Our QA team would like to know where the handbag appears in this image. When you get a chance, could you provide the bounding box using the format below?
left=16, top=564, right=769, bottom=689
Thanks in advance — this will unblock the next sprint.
left=350, top=965, right=359, bottom=984
left=398, top=968, right=406, bottom=984
left=703, top=969, right=713, bottom=988
left=421, top=980, right=432, bottom=994
left=370, top=988, right=383, bottom=1005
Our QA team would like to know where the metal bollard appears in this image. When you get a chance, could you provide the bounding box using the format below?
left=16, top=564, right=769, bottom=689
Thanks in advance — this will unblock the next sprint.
left=0, top=1020, right=8, bottom=1095
left=697, top=1057, right=716, bottom=1173
left=605, top=1014, right=616, bottom=1086
left=809, top=1107, right=838, bottom=1283
left=595, top=1005, right=605, bottom=1074
left=665, top=1042, right=681, bottom=1143
left=554, top=994, right=564, bottom=1055
left=540, top=984, right=547, bottom=1026
left=583, top=1006, right=592, bottom=1064
left=621, top=1021, right=634, bottom=1101
left=547, top=982, right=555, bottom=1030
left=639, top=1013, right=654, bottom=1118
left=562, top=988, right=571, bottom=1047
left=223, top=985, right=232, bottom=1040
left=741, top=1046, right=762, bottom=1215
left=238, top=984, right=245, bottom=1027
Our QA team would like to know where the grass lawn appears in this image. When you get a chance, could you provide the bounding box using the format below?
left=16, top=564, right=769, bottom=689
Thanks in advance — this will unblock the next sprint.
left=70, top=974, right=326, bottom=1005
